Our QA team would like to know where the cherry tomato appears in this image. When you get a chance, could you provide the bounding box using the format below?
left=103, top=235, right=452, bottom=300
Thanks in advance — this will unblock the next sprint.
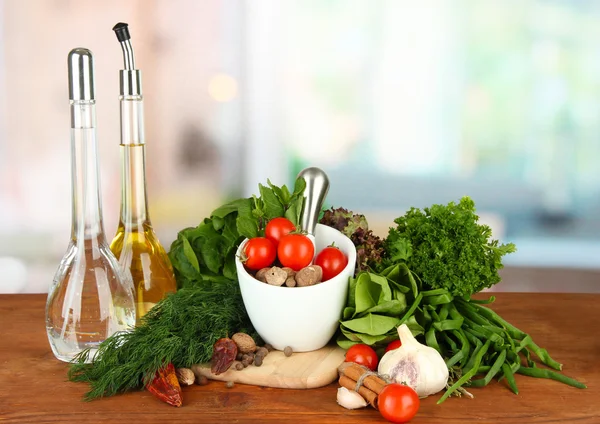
left=378, top=383, right=420, bottom=423
left=385, top=340, right=402, bottom=353
left=314, top=245, right=348, bottom=281
left=265, top=217, right=296, bottom=249
left=243, top=237, right=276, bottom=270
left=345, top=344, right=378, bottom=371
left=277, top=234, right=314, bottom=271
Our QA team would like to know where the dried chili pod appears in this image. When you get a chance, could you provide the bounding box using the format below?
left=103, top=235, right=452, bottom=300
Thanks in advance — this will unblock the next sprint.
left=146, top=363, right=183, bottom=407
left=211, top=337, right=238, bottom=375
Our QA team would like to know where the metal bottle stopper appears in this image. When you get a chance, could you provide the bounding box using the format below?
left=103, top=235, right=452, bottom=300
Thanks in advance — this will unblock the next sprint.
left=68, top=48, right=95, bottom=101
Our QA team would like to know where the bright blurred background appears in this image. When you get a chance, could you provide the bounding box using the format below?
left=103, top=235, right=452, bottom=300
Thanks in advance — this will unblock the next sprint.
left=1, top=0, right=599, bottom=293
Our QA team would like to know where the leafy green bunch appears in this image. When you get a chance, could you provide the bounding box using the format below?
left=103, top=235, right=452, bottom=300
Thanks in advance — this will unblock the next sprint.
left=385, top=196, right=516, bottom=298
left=69, top=283, right=254, bottom=400
left=334, top=197, right=585, bottom=401
left=69, top=178, right=307, bottom=400
left=168, top=178, right=306, bottom=289
left=319, top=207, right=386, bottom=273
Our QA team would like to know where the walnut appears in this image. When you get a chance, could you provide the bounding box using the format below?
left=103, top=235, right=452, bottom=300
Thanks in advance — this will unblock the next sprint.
left=232, top=332, right=257, bottom=353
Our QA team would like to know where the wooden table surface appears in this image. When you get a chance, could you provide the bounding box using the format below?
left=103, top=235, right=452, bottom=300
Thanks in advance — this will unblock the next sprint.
left=0, top=293, right=598, bottom=423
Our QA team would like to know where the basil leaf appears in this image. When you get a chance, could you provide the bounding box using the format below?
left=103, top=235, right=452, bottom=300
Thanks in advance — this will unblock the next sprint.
left=267, top=179, right=291, bottom=205
left=280, top=184, right=292, bottom=204
left=211, top=198, right=250, bottom=219
left=223, top=253, right=237, bottom=280
left=284, top=202, right=298, bottom=227
left=293, top=177, right=306, bottom=197
left=259, top=184, right=285, bottom=220
left=212, top=216, right=225, bottom=231
left=181, top=236, right=200, bottom=273
left=199, top=237, right=224, bottom=274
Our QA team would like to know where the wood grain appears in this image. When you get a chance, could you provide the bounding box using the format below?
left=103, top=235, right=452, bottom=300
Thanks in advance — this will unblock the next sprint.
left=0, top=293, right=598, bottom=423
left=192, top=345, right=346, bottom=389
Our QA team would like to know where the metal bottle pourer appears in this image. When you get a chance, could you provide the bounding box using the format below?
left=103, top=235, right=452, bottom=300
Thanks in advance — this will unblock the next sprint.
left=297, top=167, right=330, bottom=243
left=113, top=22, right=142, bottom=96
left=113, top=22, right=144, bottom=146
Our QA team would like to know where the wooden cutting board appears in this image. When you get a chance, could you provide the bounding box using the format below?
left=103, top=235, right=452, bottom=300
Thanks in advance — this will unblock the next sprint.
left=191, top=345, right=345, bottom=389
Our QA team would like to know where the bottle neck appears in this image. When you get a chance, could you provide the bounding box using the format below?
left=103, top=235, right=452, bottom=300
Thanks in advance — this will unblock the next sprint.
left=119, top=95, right=150, bottom=227
left=69, top=100, right=106, bottom=241
left=119, top=143, right=150, bottom=226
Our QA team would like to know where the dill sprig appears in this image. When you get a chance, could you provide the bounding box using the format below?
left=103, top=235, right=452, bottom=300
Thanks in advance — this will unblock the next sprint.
left=68, top=282, right=255, bottom=400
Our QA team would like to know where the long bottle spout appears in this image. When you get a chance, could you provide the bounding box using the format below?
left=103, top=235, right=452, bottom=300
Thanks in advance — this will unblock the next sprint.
left=112, top=22, right=142, bottom=96
left=113, top=22, right=136, bottom=70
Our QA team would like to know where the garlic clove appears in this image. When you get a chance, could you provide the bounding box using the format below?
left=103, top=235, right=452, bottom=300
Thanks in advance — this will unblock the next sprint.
left=336, top=387, right=368, bottom=410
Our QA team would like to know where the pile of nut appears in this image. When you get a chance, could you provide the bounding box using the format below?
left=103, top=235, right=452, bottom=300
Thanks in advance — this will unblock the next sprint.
left=254, top=265, right=323, bottom=287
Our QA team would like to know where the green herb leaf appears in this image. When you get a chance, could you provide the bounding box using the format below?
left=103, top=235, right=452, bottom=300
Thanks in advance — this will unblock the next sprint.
left=259, top=183, right=285, bottom=219
left=354, top=273, right=392, bottom=315
left=68, top=284, right=256, bottom=400
left=181, top=236, right=200, bottom=273
left=341, top=313, right=401, bottom=336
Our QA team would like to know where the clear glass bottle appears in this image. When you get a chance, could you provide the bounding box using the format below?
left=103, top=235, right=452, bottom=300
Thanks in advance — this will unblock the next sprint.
left=110, top=23, right=177, bottom=324
left=46, top=48, right=136, bottom=362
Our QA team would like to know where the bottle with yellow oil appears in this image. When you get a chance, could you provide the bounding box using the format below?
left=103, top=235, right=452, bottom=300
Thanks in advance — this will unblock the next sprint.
left=110, top=23, right=177, bottom=323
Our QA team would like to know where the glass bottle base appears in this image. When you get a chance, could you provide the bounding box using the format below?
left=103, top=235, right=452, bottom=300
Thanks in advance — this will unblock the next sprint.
left=46, top=328, right=100, bottom=363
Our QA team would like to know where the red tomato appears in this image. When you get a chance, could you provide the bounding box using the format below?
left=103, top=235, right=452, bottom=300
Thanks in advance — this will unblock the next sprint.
left=385, top=340, right=402, bottom=353
left=265, top=217, right=296, bottom=249
left=345, top=344, right=378, bottom=371
left=378, top=384, right=420, bottom=423
left=277, top=234, right=314, bottom=271
left=243, top=237, right=276, bottom=270
left=314, top=245, right=348, bottom=281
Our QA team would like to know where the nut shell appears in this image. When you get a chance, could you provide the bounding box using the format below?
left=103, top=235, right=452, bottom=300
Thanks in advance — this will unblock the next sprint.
left=232, top=332, right=257, bottom=353
left=255, top=267, right=270, bottom=283
left=295, top=265, right=323, bottom=287
left=265, top=266, right=287, bottom=286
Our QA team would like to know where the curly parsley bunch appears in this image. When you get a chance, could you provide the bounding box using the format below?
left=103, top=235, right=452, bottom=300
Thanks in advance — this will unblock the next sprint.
left=385, top=196, right=516, bottom=297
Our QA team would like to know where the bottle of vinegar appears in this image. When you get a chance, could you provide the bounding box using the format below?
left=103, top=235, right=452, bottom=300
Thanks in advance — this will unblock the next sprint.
left=46, top=48, right=136, bottom=362
left=110, top=23, right=177, bottom=323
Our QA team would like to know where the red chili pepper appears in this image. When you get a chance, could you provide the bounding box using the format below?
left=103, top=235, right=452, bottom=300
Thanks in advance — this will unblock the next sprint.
left=211, top=337, right=238, bottom=375
left=146, top=363, right=183, bottom=407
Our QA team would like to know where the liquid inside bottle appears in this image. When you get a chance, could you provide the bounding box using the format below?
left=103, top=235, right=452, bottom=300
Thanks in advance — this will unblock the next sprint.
left=110, top=143, right=177, bottom=322
left=46, top=48, right=136, bottom=362
left=46, top=238, right=136, bottom=361
left=111, top=26, right=177, bottom=323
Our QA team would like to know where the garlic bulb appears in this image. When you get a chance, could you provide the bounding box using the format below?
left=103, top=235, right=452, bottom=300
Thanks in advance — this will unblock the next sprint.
left=336, top=387, right=368, bottom=409
left=378, top=324, right=449, bottom=398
